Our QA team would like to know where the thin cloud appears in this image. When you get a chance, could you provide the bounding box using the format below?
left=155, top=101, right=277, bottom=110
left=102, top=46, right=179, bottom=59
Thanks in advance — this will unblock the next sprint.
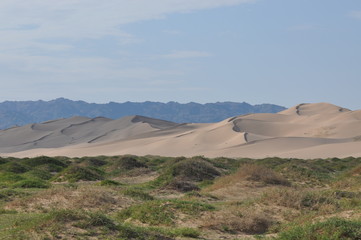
left=163, top=30, right=183, bottom=35
left=349, top=10, right=361, bottom=19
left=288, top=24, right=318, bottom=31
left=0, top=0, right=255, bottom=42
left=162, top=50, right=212, bottom=59
left=0, top=0, right=253, bottom=80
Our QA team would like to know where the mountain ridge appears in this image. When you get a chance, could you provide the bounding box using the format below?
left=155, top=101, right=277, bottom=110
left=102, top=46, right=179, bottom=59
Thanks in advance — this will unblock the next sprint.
left=0, top=98, right=286, bottom=129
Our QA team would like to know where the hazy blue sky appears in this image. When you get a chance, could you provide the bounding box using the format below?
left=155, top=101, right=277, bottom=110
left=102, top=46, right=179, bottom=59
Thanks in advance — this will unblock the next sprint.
left=1, top=0, right=361, bottom=109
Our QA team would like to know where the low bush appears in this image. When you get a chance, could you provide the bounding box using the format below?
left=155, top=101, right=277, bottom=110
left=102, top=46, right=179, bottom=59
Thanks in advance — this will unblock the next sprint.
left=53, top=166, right=104, bottom=182
left=98, top=179, right=122, bottom=186
left=12, top=179, right=50, bottom=189
left=0, top=189, right=29, bottom=201
left=1, top=162, right=29, bottom=174
left=105, top=156, right=148, bottom=176
left=261, top=188, right=338, bottom=212
left=22, top=169, right=52, bottom=180
left=151, top=157, right=221, bottom=189
left=117, top=199, right=214, bottom=226
left=276, top=218, right=361, bottom=240
left=22, top=156, right=67, bottom=168
left=201, top=208, right=274, bottom=234
left=208, top=164, right=290, bottom=191
left=121, top=188, right=154, bottom=201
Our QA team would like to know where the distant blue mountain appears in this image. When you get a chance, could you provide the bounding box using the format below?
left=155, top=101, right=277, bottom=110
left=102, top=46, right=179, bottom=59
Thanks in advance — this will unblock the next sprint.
left=0, top=98, right=286, bottom=129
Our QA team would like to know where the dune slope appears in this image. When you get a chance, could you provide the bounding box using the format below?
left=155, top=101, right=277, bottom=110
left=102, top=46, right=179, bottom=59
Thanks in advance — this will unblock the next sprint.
left=1, top=103, right=361, bottom=159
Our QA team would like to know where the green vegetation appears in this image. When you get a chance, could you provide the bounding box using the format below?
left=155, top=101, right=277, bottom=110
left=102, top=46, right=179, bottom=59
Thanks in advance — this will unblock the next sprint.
left=275, top=218, right=361, bottom=240
left=117, top=199, right=214, bottom=226
left=0, top=155, right=359, bottom=239
left=98, top=179, right=122, bottom=186
left=121, top=188, right=154, bottom=200
left=53, top=165, right=104, bottom=182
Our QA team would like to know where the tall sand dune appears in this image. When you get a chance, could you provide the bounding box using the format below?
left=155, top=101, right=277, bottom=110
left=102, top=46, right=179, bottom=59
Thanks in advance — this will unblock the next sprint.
left=1, top=103, right=361, bottom=159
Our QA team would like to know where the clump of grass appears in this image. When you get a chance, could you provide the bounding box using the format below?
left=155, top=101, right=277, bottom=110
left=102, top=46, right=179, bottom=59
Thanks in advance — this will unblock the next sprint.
left=166, top=179, right=200, bottom=192
left=0, top=209, right=118, bottom=239
left=98, top=179, right=123, bottom=186
left=121, top=188, right=154, bottom=201
left=0, top=172, right=25, bottom=185
left=208, top=164, right=290, bottom=191
left=168, top=227, right=200, bottom=238
left=0, top=209, right=17, bottom=214
left=75, top=211, right=117, bottom=230
left=6, top=186, right=125, bottom=213
left=22, top=169, right=52, bottom=180
left=117, top=199, right=214, bottom=226
left=76, top=157, right=108, bottom=167
left=276, top=218, right=361, bottom=240
left=53, top=165, right=104, bottom=182
left=0, top=157, right=9, bottom=165
left=170, top=158, right=221, bottom=182
left=240, top=164, right=291, bottom=185
left=201, top=207, right=275, bottom=234
left=0, top=189, right=29, bottom=202
left=209, top=157, right=244, bottom=172
left=150, top=157, right=221, bottom=190
left=12, top=179, right=50, bottom=189
left=48, top=208, right=84, bottom=222
left=105, top=155, right=148, bottom=176
left=117, top=223, right=173, bottom=240
left=1, top=162, right=29, bottom=174
left=261, top=188, right=339, bottom=213
left=22, top=156, right=67, bottom=168
left=255, top=157, right=361, bottom=186
left=332, top=163, right=361, bottom=190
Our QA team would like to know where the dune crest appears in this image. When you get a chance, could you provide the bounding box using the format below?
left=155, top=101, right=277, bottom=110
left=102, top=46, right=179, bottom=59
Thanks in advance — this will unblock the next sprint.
left=1, top=102, right=361, bottom=159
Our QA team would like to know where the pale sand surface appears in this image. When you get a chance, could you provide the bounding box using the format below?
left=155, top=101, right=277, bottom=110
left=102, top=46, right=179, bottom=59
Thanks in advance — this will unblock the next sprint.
left=1, top=103, right=361, bottom=159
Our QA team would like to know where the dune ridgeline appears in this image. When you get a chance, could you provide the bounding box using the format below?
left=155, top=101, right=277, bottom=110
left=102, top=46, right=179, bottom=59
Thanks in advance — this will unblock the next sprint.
left=1, top=102, right=361, bottom=159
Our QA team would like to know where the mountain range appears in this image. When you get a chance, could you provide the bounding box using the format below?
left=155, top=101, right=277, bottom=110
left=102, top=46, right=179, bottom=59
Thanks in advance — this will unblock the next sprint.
left=0, top=98, right=286, bottom=129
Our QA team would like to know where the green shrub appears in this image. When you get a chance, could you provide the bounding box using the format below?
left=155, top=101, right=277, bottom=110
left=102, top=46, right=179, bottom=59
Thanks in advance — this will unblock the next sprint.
left=117, top=200, right=214, bottom=226
left=53, top=166, right=104, bottom=182
left=0, top=189, right=29, bottom=201
left=75, top=212, right=116, bottom=230
left=105, top=156, right=148, bottom=176
left=98, top=179, right=122, bottom=186
left=171, top=158, right=220, bottom=182
left=121, top=188, right=154, bottom=200
left=169, top=227, right=200, bottom=238
left=78, top=157, right=108, bottom=167
left=117, top=223, right=171, bottom=240
left=12, top=179, right=50, bottom=189
left=22, top=156, right=67, bottom=168
left=0, top=172, right=25, bottom=184
left=276, top=218, right=361, bottom=240
left=22, top=169, right=52, bottom=180
left=0, top=158, right=9, bottom=165
left=1, top=162, right=29, bottom=174
left=49, top=209, right=84, bottom=222
left=150, top=157, right=221, bottom=189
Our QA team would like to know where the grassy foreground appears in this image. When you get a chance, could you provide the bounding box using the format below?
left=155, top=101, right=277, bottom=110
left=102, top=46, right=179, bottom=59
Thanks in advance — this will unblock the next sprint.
left=0, top=155, right=360, bottom=239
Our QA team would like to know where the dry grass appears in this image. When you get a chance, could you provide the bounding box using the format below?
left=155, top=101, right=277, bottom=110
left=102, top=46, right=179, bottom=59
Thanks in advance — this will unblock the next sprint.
left=6, top=185, right=134, bottom=212
left=207, top=164, right=290, bottom=191
left=200, top=206, right=275, bottom=234
left=332, top=164, right=361, bottom=190
left=261, top=187, right=339, bottom=214
left=261, top=187, right=304, bottom=209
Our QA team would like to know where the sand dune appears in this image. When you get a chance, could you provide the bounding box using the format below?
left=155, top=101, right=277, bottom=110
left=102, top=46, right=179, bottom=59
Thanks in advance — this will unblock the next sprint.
left=1, top=103, right=361, bottom=159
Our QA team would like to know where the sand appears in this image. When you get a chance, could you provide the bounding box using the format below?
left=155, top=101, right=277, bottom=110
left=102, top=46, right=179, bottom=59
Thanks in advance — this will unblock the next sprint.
left=1, top=102, right=361, bottom=159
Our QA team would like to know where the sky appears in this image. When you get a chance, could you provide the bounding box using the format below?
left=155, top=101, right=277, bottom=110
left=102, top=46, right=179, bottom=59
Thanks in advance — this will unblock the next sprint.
left=0, top=0, right=361, bottom=109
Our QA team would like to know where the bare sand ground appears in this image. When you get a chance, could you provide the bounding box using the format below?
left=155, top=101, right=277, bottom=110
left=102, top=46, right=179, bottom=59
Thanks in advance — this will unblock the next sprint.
left=1, top=103, right=361, bottom=159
